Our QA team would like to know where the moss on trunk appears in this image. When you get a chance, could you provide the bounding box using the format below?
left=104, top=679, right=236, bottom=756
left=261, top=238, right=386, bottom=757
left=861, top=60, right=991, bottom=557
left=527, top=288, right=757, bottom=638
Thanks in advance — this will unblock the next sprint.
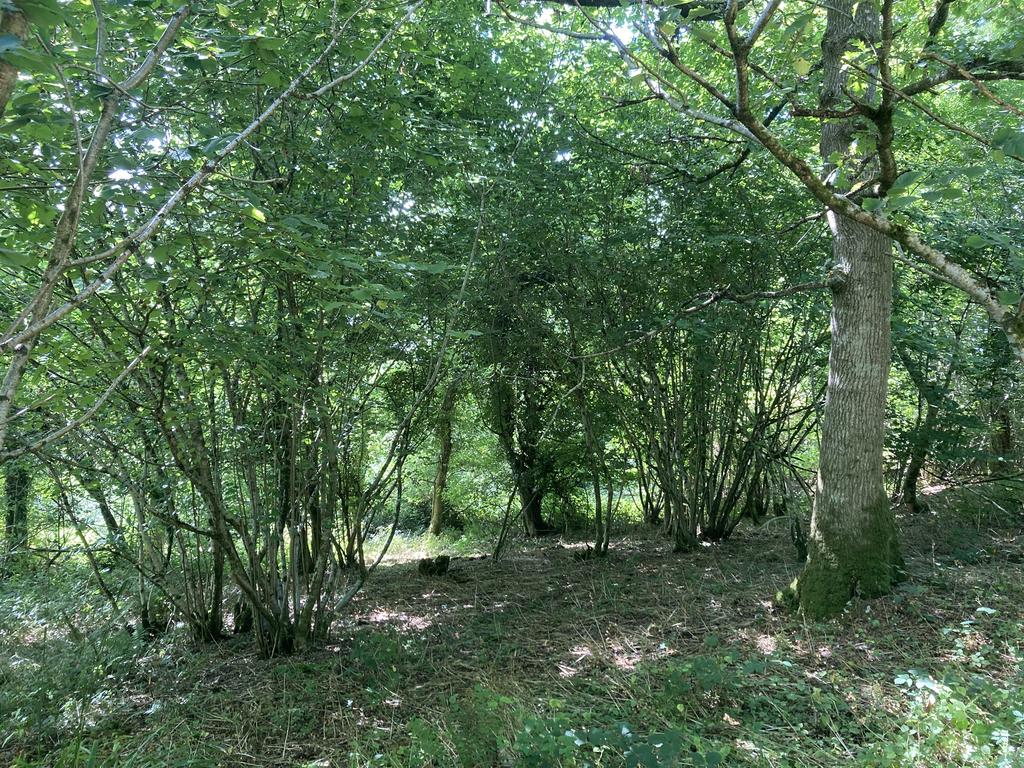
left=797, top=495, right=903, bottom=618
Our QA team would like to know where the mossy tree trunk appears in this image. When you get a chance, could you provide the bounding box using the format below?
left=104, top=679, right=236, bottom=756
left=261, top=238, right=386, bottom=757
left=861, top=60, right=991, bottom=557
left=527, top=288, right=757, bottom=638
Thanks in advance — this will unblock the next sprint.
left=490, top=371, right=553, bottom=537
left=798, top=219, right=902, bottom=616
left=796, top=0, right=902, bottom=617
left=988, top=394, right=1015, bottom=469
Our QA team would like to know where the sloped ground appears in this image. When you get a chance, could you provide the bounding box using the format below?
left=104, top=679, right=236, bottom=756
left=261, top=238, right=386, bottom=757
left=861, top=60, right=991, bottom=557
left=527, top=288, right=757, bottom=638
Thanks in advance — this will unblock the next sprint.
left=3, top=485, right=1023, bottom=767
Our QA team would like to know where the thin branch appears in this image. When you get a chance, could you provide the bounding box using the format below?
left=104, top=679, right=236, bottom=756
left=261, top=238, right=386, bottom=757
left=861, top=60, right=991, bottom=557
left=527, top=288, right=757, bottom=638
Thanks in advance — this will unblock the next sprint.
left=92, top=0, right=107, bottom=76
left=923, top=52, right=1024, bottom=118
left=119, top=5, right=189, bottom=91
left=845, top=57, right=1023, bottom=163
left=2, top=346, right=151, bottom=460
left=1, top=1, right=419, bottom=352
left=902, top=57, right=1024, bottom=98
left=306, top=0, right=425, bottom=97
left=744, top=0, right=782, bottom=49
left=574, top=280, right=828, bottom=361
left=494, top=0, right=605, bottom=41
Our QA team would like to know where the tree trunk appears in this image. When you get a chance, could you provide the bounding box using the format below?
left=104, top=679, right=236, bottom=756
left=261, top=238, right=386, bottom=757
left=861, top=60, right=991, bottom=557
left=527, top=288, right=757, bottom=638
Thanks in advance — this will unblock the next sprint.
left=82, top=475, right=123, bottom=543
left=0, top=8, right=28, bottom=119
left=136, top=427, right=173, bottom=632
left=667, top=493, right=697, bottom=553
left=579, top=397, right=608, bottom=555
left=490, top=371, right=552, bottom=537
left=4, top=460, right=31, bottom=557
left=901, top=400, right=938, bottom=513
left=205, top=536, right=225, bottom=639
left=429, top=384, right=457, bottom=537
left=798, top=218, right=902, bottom=616
left=793, top=0, right=902, bottom=617
left=518, top=476, right=547, bottom=537
left=896, top=341, right=959, bottom=514
left=988, top=394, right=1015, bottom=470
left=633, top=447, right=662, bottom=526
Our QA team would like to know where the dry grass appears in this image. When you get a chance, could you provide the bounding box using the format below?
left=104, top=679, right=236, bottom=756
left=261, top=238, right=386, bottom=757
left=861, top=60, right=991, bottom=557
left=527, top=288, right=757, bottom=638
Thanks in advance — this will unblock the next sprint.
left=3, top=486, right=1023, bottom=766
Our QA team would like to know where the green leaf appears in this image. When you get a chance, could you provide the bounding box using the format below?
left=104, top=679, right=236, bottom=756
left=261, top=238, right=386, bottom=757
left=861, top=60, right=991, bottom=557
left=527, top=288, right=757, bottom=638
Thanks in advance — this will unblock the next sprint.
left=350, top=287, right=374, bottom=301
left=887, top=195, right=917, bottom=210
left=996, top=291, right=1021, bottom=307
left=793, top=57, right=811, bottom=76
left=888, top=170, right=925, bottom=196
left=18, top=0, right=63, bottom=28
left=781, top=12, right=814, bottom=42
left=254, top=36, right=285, bottom=51
left=0, top=247, right=35, bottom=268
left=0, top=44, right=52, bottom=73
left=405, top=261, right=449, bottom=274
left=966, top=235, right=988, bottom=249
left=150, top=244, right=173, bottom=263
left=690, top=26, right=717, bottom=44
left=201, top=136, right=234, bottom=157
left=992, top=128, right=1024, bottom=158
left=260, top=71, right=284, bottom=89
left=245, top=206, right=267, bottom=223
left=861, top=197, right=884, bottom=211
left=920, top=187, right=961, bottom=202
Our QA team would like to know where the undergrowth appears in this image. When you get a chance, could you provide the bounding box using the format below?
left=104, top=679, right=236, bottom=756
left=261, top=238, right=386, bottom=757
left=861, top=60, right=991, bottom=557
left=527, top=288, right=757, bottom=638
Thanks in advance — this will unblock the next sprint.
left=2, top=490, right=1023, bottom=767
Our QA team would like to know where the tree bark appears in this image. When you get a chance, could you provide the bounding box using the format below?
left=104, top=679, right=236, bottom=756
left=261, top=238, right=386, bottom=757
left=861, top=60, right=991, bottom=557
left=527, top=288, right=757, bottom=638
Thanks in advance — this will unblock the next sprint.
left=429, top=384, right=457, bottom=537
left=667, top=490, right=697, bottom=552
left=901, top=400, right=938, bottom=513
left=798, top=218, right=902, bottom=616
left=517, top=473, right=548, bottom=537
left=69, top=465, right=124, bottom=544
left=988, top=395, right=1015, bottom=467
left=896, top=340, right=959, bottom=514
left=0, top=7, right=28, bottom=119
left=205, top=536, right=225, bottom=639
left=791, top=0, right=903, bottom=617
left=490, top=372, right=553, bottom=537
left=4, top=460, right=30, bottom=556
left=0, top=8, right=189, bottom=460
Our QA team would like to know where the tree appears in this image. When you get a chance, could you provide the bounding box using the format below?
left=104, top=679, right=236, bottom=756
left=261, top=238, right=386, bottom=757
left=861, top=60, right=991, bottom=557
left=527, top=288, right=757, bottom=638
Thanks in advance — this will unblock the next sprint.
left=3, top=458, right=31, bottom=561
left=504, top=0, right=1023, bottom=615
left=0, top=0, right=425, bottom=461
left=430, top=382, right=459, bottom=537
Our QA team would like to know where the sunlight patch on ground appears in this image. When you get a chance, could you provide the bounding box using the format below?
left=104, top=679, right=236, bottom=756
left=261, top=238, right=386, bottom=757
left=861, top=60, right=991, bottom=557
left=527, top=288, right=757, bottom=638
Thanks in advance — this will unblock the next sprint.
left=755, top=634, right=777, bottom=654
left=609, top=641, right=642, bottom=671
left=558, top=644, right=594, bottom=678
left=363, top=609, right=433, bottom=631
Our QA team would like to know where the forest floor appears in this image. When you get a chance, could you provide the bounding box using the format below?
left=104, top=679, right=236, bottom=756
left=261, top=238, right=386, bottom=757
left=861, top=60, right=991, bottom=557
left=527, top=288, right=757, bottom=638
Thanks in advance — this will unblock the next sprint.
left=2, top=484, right=1023, bottom=767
